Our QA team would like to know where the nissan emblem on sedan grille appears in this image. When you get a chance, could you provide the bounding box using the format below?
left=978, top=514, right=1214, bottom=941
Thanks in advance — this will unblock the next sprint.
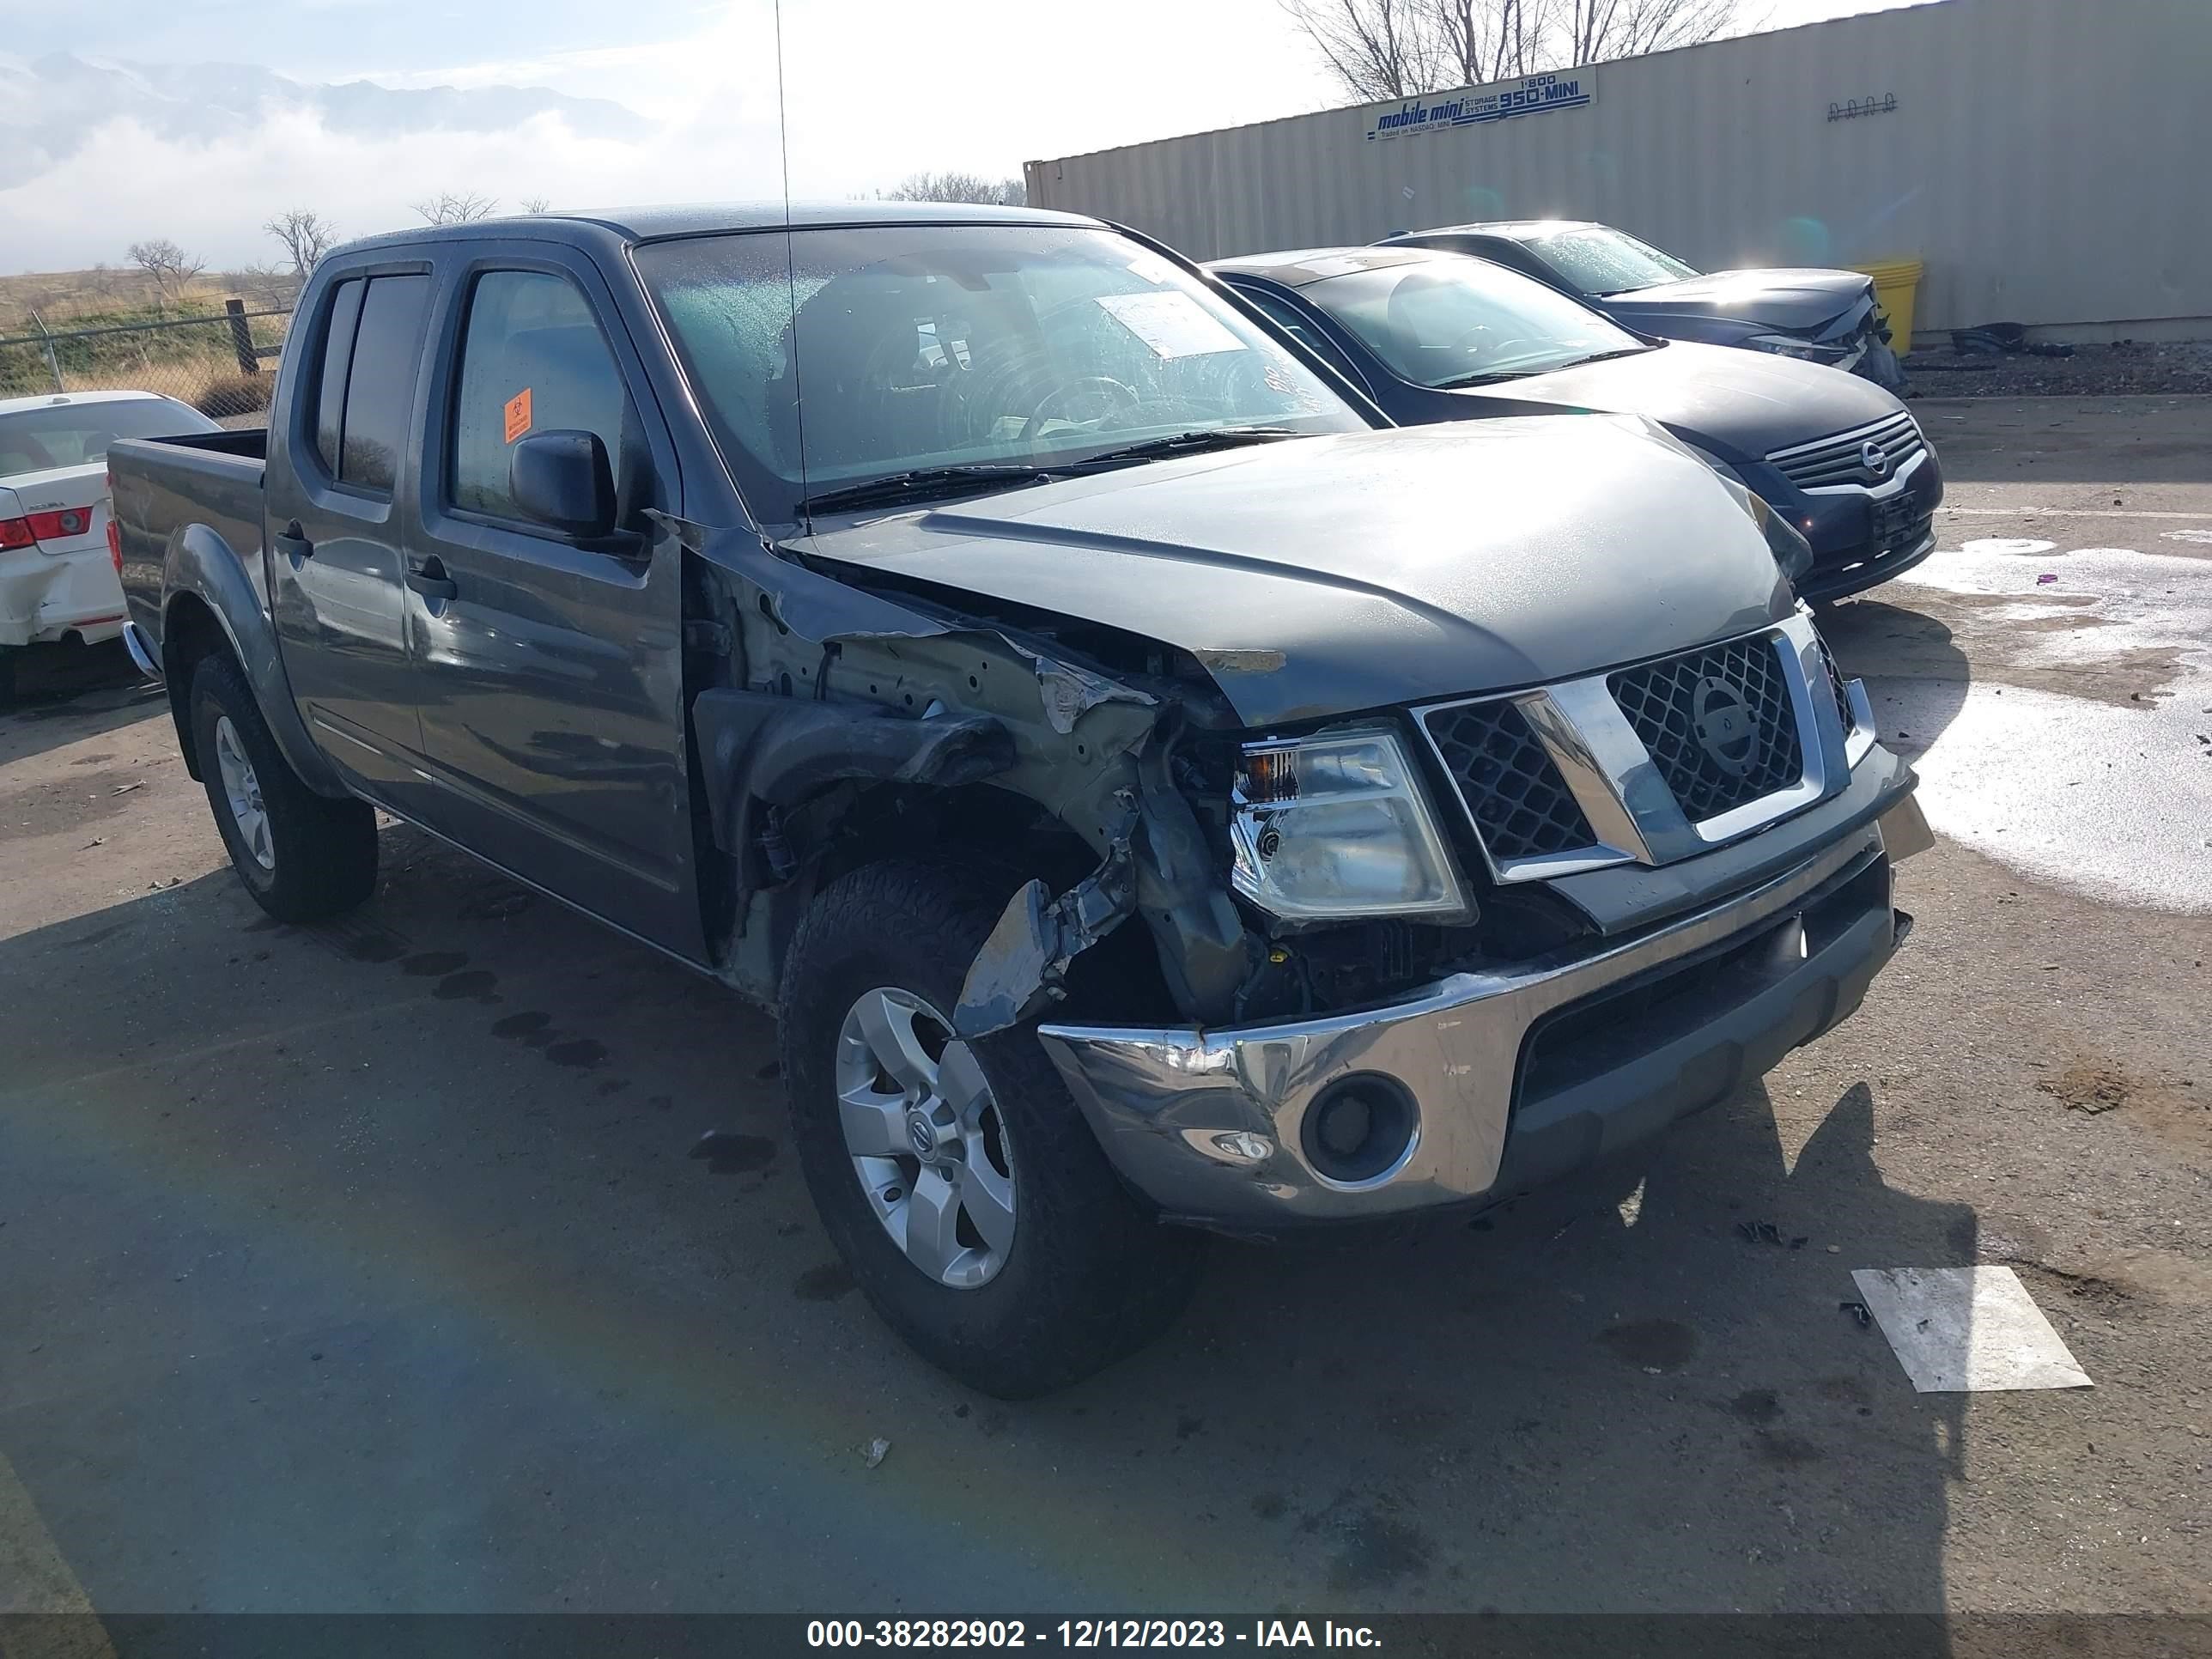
left=1692, top=677, right=1757, bottom=775
left=1860, top=438, right=1891, bottom=478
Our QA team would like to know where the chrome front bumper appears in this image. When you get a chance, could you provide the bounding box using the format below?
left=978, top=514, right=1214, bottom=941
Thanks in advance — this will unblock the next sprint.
left=1037, top=808, right=1923, bottom=1229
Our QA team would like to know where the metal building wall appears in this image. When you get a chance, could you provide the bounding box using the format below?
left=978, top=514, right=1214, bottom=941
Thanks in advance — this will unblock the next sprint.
left=1028, top=0, right=2210, bottom=341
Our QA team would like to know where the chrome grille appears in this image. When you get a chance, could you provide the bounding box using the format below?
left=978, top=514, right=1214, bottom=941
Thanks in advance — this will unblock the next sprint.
left=1608, top=635, right=1804, bottom=823
left=1768, top=410, right=1923, bottom=489
left=1420, top=699, right=1597, bottom=862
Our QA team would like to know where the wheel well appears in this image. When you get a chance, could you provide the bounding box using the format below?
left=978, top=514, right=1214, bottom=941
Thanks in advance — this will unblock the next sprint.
left=810, top=780, right=1097, bottom=895
left=799, top=781, right=1180, bottom=1025
left=161, top=595, right=228, bottom=781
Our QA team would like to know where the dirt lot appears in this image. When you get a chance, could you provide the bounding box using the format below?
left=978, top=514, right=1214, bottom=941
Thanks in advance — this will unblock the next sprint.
left=1906, top=340, right=2212, bottom=398
left=2, top=398, right=2208, bottom=1631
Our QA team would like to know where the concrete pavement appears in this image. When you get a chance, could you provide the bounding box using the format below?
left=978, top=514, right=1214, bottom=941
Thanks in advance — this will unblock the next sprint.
left=1, top=398, right=2207, bottom=1623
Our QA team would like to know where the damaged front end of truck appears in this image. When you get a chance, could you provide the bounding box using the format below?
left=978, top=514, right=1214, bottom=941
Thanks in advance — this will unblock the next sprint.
left=668, top=508, right=1559, bottom=1054
left=666, top=445, right=1922, bottom=1239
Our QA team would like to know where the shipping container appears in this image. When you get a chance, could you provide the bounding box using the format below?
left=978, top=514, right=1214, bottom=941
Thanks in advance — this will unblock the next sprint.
left=1026, top=0, right=2211, bottom=344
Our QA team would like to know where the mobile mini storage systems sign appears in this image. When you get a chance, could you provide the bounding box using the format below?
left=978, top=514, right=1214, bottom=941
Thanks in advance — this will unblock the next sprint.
left=1364, top=70, right=1596, bottom=142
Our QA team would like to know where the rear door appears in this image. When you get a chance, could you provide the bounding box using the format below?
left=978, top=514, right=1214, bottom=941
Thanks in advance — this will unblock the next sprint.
left=266, top=264, right=436, bottom=797
left=404, top=247, right=698, bottom=956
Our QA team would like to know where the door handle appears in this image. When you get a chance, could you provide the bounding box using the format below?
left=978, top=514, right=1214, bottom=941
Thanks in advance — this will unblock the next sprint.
left=404, top=557, right=458, bottom=602
left=274, top=520, right=313, bottom=561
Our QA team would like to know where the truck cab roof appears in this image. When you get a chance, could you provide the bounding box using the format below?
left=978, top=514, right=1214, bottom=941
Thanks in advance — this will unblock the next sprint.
left=328, top=199, right=1105, bottom=261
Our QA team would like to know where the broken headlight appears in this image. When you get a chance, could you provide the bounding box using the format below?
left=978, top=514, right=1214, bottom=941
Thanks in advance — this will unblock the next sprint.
left=1229, top=727, right=1468, bottom=922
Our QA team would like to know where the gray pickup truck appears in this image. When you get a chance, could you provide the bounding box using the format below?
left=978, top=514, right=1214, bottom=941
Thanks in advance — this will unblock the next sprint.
left=112, top=203, right=1929, bottom=1396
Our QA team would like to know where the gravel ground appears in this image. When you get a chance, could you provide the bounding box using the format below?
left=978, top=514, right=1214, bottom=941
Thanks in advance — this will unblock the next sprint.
left=1905, top=340, right=2212, bottom=398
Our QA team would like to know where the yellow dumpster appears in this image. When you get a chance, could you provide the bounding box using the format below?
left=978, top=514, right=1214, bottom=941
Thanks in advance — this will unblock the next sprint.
left=1853, top=258, right=1924, bottom=358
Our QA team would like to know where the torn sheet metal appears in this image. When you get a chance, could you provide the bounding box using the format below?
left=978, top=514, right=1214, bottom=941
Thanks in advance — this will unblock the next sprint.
left=955, top=842, right=1136, bottom=1038
left=1001, top=643, right=1157, bottom=736
left=1852, top=1266, right=2093, bottom=1393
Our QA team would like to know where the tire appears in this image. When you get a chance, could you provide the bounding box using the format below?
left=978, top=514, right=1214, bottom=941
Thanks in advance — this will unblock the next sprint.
left=190, top=651, right=379, bottom=921
left=780, top=860, right=1205, bottom=1398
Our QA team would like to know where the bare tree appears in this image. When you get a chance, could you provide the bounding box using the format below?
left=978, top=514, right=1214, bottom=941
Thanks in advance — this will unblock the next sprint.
left=1432, top=0, right=1543, bottom=84
left=1550, top=0, right=1741, bottom=63
left=234, top=259, right=299, bottom=307
left=1284, top=0, right=1740, bottom=101
left=884, top=171, right=1026, bottom=207
left=1279, top=0, right=1443, bottom=100
left=411, top=191, right=500, bottom=227
left=520, top=196, right=550, bottom=215
left=264, top=208, right=338, bottom=277
left=125, top=238, right=207, bottom=309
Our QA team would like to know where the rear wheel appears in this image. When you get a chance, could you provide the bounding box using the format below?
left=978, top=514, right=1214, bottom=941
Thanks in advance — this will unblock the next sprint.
left=190, top=652, right=378, bottom=921
left=780, top=860, right=1205, bottom=1397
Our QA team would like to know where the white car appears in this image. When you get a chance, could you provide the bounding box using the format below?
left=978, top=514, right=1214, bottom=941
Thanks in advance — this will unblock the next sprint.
left=3, top=389, right=221, bottom=698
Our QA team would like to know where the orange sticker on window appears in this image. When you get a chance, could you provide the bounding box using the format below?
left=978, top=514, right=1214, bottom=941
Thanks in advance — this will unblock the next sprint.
left=502, top=388, right=532, bottom=444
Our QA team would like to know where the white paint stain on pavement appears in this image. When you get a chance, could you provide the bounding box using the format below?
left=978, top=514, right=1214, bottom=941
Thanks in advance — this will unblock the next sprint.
left=1852, top=1267, right=2092, bottom=1394
left=1958, top=537, right=2056, bottom=557
left=2161, top=528, right=2212, bottom=544
left=1881, top=544, right=2212, bottom=914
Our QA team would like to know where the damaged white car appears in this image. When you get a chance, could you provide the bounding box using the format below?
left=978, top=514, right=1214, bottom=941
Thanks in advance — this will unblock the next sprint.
left=2, top=389, right=220, bottom=700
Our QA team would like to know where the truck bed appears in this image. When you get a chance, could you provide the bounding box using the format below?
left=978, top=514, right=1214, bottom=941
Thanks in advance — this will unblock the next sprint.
left=110, top=428, right=269, bottom=649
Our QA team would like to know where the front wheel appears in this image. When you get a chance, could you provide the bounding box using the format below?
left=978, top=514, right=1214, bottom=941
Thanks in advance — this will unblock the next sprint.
left=780, top=860, right=1204, bottom=1397
left=191, top=652, right=379, bottom=921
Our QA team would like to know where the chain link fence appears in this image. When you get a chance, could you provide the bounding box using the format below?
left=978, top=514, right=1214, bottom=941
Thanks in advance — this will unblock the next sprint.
left=0, top=301, right=296, bottom=425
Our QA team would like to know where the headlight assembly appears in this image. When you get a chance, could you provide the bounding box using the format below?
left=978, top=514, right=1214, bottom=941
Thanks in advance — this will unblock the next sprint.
left=1229, top=727, right=1469, bottom=922
left=1746, top=333, right=1844, bottom=362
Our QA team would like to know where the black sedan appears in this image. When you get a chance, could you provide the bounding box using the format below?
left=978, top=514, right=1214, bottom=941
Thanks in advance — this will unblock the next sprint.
left=1208, top=245, right=1940, bottom=605
left=1376, top=220, right=1905, bottom=393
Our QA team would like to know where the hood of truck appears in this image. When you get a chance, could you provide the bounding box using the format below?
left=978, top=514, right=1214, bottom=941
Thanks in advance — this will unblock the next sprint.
left=800, top=419, right=1795, bottom=728
left=1603, top=268, right=1875, bottom=337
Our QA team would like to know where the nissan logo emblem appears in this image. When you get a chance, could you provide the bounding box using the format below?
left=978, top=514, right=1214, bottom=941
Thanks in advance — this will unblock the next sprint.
left=1860, top=439, right=1892, bottom=478
left=1692, top=677, right=1757, bottom=776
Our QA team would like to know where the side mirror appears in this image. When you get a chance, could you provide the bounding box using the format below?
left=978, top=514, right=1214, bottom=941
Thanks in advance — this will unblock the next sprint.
left=510, top=429, right=616, bottom=538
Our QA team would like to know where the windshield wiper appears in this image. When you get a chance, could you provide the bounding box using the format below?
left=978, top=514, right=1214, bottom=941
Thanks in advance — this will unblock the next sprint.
left=796, top=465, right=1055, bottom=517
left=1553, top=346, right=1653, bottom=369
left=1431, top=368, right=1546, bottom=389
left=1064, top=427, right=1303, bottom=468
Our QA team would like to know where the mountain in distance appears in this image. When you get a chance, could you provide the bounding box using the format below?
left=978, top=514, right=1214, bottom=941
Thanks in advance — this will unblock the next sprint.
left=0, top=52, right=642, bottom=189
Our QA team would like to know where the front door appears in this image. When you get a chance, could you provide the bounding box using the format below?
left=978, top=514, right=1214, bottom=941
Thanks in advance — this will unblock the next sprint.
left=405, top=256, right=699, bottom=957
left=267, top=268, right=435, bottom=797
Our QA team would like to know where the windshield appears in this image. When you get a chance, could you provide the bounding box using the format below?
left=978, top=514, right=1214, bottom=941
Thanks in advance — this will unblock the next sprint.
left=1302, top=258, right=1648, bottom=387
left=635, top=224, right=1367, bottom=523
left=0, top=397, right=218, bottom=477
left=1522, top=227, right=1701, bottom=296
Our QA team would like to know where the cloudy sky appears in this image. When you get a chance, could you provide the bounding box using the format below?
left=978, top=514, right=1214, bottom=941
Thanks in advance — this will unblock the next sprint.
left=0, top=0, right=1928, bottom=272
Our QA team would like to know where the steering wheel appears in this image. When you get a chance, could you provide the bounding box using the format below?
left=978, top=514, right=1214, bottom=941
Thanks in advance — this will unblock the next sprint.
left=1020, top=376, right=1141, bottom=444
left=1450, top=327, right=1543, bottom=364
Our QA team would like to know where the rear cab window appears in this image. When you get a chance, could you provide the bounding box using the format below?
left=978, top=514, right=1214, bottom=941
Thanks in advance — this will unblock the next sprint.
left=307, top=271, right=432, bottom=495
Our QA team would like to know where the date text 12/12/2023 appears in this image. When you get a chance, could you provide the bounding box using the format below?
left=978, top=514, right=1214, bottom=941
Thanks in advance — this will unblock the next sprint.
left=805, top=1619, right=1382, bottom=1649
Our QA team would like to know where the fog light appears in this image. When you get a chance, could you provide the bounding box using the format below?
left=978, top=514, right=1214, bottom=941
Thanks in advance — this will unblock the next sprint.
left=1210, top=1131, right=1274, bottom=1164
left=1300, top=1074, right=1418, bottom=1184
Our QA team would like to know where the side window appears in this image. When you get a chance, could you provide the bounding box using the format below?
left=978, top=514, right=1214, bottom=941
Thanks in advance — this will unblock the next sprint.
left=313, top=278, right=365, bottom=477
left=1242, top=289, right=1365, bottom=388
left=333, top=275, right=432, bottom=494
left=449, top=270, right=632, bottom=526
